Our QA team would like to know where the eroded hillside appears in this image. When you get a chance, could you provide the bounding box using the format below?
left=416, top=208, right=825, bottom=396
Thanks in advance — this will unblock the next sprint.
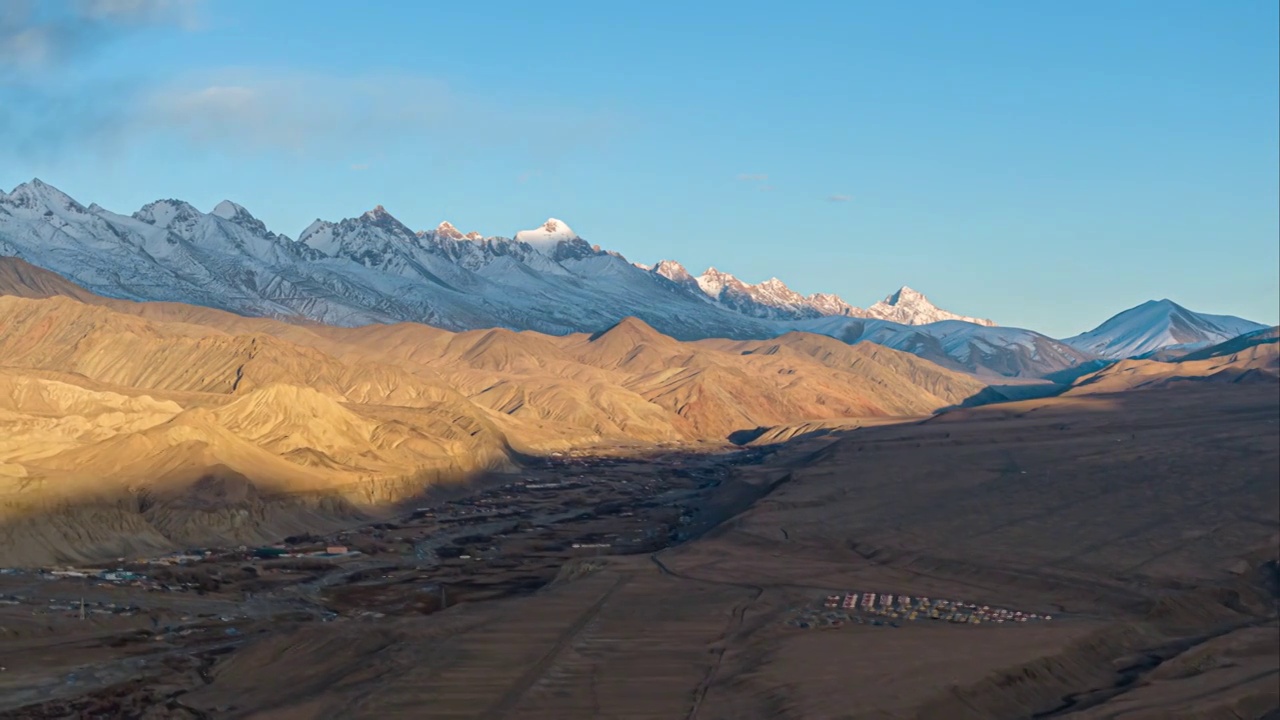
left=0, top=258, right=990, bottom=564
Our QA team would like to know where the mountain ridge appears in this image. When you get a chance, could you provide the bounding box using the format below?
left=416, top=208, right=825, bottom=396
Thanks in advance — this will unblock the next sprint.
left=0, top=179, right=989, bottom=337
left=1, top=180, right=1269, bottom=377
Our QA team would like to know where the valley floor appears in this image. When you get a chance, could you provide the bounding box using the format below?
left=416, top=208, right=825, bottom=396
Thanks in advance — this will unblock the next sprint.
left=1, top=384, right=1277, bottom=719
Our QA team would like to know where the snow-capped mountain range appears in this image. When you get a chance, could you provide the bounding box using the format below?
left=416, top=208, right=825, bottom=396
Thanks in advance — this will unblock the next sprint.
left=0, top=179, right=985, bottom=332
left=646, top=259, right=993, bottom=325
left=0, top=179, right=1267, bottom=378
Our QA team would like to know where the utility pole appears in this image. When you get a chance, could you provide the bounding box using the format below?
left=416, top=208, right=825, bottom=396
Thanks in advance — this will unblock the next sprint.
left=79, top=597, right=85, bottom=621
left=440, top=585, right=447, bottom=610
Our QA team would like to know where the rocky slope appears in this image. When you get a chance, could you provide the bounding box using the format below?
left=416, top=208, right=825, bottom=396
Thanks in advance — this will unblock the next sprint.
left=0, top=263, right=997, bottom=562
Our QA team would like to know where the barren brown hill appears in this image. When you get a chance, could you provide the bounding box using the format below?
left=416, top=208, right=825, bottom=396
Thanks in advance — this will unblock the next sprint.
left=1, top=261, right=991, bottom=441
left=0, top=260, right=1004, bottom=564
left=706, top=331, right=989, bottom=408
left=0, top=256, right=103, bottom=304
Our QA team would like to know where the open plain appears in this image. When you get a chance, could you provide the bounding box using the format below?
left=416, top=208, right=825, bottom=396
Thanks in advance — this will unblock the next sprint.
left=1, top=382, right=1275, bottom=719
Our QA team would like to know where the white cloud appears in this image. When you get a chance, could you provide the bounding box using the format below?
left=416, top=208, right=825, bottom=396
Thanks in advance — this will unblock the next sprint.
left=350, top=163, right=370, bottom=171
left=826, top=194, right=851, bottom=202
left=736, top=173, right=768, bottom=181
left=75, top=0, right=204, bottom=29
left=135, top=68, right=617, bottom=161
left=142, top=70, right=456, bottom=152
left=0, top=0, right=204, bottom=74
left=0, top=26, right=60, bottom=70
left=1, top=2, right=616, bottom=164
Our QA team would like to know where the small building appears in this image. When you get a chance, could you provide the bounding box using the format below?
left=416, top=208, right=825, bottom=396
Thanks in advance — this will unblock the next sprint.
left=325, top=546, right=348, bottom=555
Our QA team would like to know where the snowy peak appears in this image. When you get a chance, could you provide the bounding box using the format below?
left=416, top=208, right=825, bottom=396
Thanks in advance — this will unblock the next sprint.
left=357, top=205, right=415, bottom=235
left=692, top=268, right=835, bottom=321
left=687, top=267, right=865, bottom=321
left=511, top=218, right=602, bottom=263
left=696, top=267, right=744, bottom=297
left=649, top=260, right=707, bottom=298
left=3, top=179, right=87, bottom=214
left=361, top=206, right=417, bottom=238
left=359, top=205, right=413, bottom=233
left=652, top=259, right=694, bottom=283
left=514, top=218, right=579, bottom=252
left=427, top=221, right=484, bottom=242
left=886, top=285, right=925, bottom=305
left=514, top=217, right=576, bottom=242
left=297, top=204, right=421, bottom=262
left=1062, top=299, right=1267, bottom=359
left=433, top=221, right=464, bottom=240
left=298, top=219, right=334, bottom=246
left=807, top=292, right=860, bottom=317
left=133, top=199, right=203, bottom=229
left=866, top=286, right=995, bottom=327
left=211, top=200, right=247, bottom=220
left=753, top=277, right=808, bottom=306
left=210, top=200, right=272, bottom=235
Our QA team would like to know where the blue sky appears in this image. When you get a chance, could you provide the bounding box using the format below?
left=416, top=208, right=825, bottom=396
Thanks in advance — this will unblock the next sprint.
left=1, top=0, right=1276, bottom=336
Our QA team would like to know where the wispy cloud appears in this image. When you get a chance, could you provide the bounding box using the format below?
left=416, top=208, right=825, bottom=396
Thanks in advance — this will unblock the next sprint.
left=132, top=68, right=618, bottom=162
left=1, top=1, right=617, bottom=168
left=350, top=163, right=370, bottom=171
left=4, top=63, right=618, bottom=166
left=76, top=0, right=203, bottom=29
left=736, top=173, right=768, bottom=182
left=826, top=194, right=852, bottom=202
left=1, top=0, right=204, bottom=159
left=142, top=70, right=456, bottom=152
left=0, top=0, right=202, bottom=74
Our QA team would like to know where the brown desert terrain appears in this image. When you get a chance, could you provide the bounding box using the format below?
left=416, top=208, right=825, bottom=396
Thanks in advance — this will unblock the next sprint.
left=0, top=257, right=1276, bottom=719
left=0, top=256, right=986, bottom=565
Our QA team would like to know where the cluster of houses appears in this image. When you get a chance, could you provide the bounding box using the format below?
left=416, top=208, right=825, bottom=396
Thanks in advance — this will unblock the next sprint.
left=249, top=544, right=357, bottom=559
left=784, top=591, right=1055, bottom=630
left=40, top=567, right=154, bottom=587
left=823, top=591, right=1052, bottom=625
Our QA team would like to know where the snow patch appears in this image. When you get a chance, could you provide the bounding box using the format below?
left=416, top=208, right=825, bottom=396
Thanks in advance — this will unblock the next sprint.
left=514, top=218, right=577, bottom=252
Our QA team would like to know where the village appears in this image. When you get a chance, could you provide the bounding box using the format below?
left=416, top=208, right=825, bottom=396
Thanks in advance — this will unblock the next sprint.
left=784, top=591, right=1055, bottom=630
left=0, top=448, right=748, bottom=630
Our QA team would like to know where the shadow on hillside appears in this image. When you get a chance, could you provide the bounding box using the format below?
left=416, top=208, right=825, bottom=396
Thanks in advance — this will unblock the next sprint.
left=727, top=426, right=847, bottom=446
left=934, top=381, right=1069, bottom=414
left=1040, top=359, right=1116, bottom=384
left=9, top=383, right=1275, bottom=569
left=728, top=381, right=1073, bottom=446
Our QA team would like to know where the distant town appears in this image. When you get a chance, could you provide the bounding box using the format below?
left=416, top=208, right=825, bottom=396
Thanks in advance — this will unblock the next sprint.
left=784, top=591, right=1054, bottom=630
